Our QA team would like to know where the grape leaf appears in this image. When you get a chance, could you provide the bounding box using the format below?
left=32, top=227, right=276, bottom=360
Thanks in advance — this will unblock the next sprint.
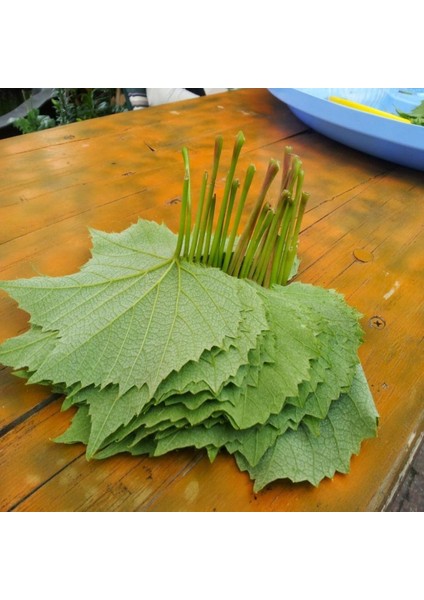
left=52, top=282, right=270, bottom=457
left=281, top=282, right=363, bottom=419
left=80, top=332, right=272, bottom=457
left=217, top=284, right=321, bottom=429
left=0, top=325, right=58, bottom=374
left=154, top=279, right=269, bottom=400
left=236, top=364, right=379, bottom=490
left=54, top=405, right=91, bottom=446
left=0, top=220, right=244, bottom=395
left=72, top=385, right=151, bottom=458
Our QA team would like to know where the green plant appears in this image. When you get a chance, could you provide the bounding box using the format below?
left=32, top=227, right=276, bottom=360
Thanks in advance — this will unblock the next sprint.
left=12, top=108, right=56, bottom=134
left=12, top=88, right=127, bottom=134
left=52, top=88, right=125, bottom=125
left=396, top=100, right=424, bottom=125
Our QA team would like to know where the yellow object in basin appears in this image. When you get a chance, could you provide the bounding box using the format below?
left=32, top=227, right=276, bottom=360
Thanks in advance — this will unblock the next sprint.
left=328, top=96, right=410, bottom=123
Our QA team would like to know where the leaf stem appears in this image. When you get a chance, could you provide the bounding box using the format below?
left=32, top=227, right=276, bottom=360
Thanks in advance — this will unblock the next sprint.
left=238, top=204, right=272, bottom=278
left=279, top=167, right=304, bottom=280
left=280, top=146, right=293, bottom=193
left=274, top=171, right=303, bottom=286
left=218, top=178, right=240, bottom=267
left=221, top=164, right=256, bottom=273
left=239, top=203, right=273, bottom=279
left=209, top=135, right=224, bottom=198
left=253, top=191, right=288, bottom=286
left=247, top=221, right=272, bottom=280
left=174, top=151, right=190, bottom=258
left=273, top=195, right=295, bottom=285
left=181, top=147, right=192, bottom=258
left=268, top=190, right=290, bottom=286
left=175, top=137, right=309, bottom=288
left=285, top=154, right=301, bottom=196
left=194, top=135, right=222, bottom=262
left=201, top=194, right=216, bottom=264
left=208, top=131, right=245, bottom=267
left=194, top=180, right=213, bottom=262
left=228, top=158, right=280, bottom=277
left=188, top=170, right=208, bottom=261
left=205, top=134, right=223, bottom=217
left=281, top=189, right=309, bottom=285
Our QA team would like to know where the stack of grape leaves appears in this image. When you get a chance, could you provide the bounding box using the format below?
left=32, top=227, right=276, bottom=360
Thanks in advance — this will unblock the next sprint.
left=0, top=133, right=378, bottom=491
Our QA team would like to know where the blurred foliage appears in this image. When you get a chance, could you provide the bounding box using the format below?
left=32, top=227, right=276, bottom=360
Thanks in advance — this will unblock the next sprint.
left=12, top=108, right=56, bottom=134
left=10, top=88, right=127, bottom=134
left=396, top=100, right=424, bottom=126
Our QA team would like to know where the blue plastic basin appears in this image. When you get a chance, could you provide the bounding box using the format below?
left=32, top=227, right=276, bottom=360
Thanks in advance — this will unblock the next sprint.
left=268, top=88, right=424, bottom=171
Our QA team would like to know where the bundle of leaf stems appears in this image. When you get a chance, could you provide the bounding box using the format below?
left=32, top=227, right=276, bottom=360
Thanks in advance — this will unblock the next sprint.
left=174, top=131, right=309, bottom=287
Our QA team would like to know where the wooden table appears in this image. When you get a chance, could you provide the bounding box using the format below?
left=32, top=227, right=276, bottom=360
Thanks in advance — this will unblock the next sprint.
left=1, top=88, right=423, bottom=512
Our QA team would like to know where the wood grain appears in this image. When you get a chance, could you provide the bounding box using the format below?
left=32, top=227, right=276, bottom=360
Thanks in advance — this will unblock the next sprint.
left=0, top=88, right=422, bottom=511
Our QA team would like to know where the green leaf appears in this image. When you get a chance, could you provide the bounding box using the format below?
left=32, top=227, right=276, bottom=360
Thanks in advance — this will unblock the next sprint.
left=73, top=385, right=151, bottom=459
left=0, top=325, right=58, bottom=374
left=54, top=405, right=91, bottom=445
left=396, top=100, right=424, bottom=125
left=281, top=282, right=363, bottom=419
left=236, top=364, right=379, bottom=490
left=95, top=435, right=156, bottom=459
left=219, top=283, right=321, bottom=429
left=224, top=405, right=299, bottom=467
left=154, top=278, right=269, bottom=400
left=0, top=220, right=244, bottom=395
left=153, top=422, right=236, bottom=457
left=86, top=332, right=272, bottom=455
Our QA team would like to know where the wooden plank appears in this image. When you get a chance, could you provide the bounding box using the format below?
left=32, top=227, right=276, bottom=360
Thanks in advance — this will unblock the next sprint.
left=0, top=401, right=80, bottom=511
left=0, top=88, right=422, bottom=512
left=0, top=368, right=52, bottom=430
left=0, top=88, right=301, bottom=156
left=15, top=450, right=203, bottom=512
left=0, top=105, right=305, bottom=247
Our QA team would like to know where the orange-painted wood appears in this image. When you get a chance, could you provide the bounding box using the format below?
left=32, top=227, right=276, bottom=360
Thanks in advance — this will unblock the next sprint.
left=0, top=89, right=422, bottom=511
